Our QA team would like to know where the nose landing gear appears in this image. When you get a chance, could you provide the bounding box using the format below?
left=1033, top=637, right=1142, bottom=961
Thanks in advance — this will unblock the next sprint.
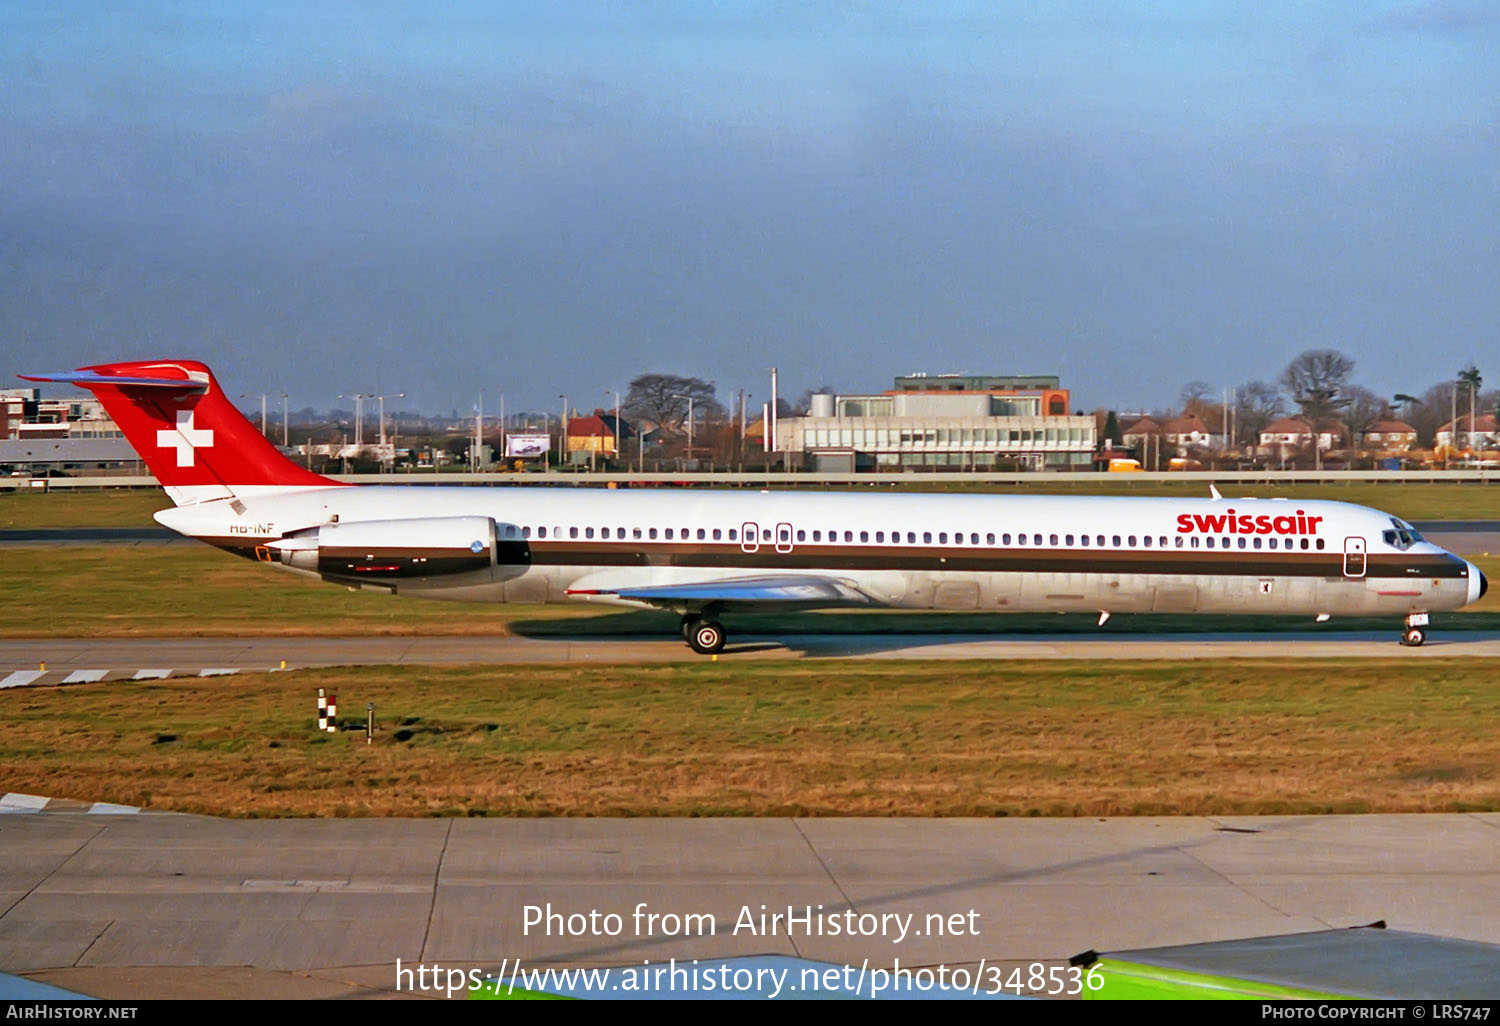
left=1400, top=612, right=1429, bottom=647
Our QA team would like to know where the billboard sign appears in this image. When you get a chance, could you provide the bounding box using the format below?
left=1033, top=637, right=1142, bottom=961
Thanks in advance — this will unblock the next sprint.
left=505, top=434, right=551, bottom=458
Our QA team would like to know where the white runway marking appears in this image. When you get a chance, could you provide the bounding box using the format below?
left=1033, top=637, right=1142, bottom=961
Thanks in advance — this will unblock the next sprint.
left=198, top=668, right=239, bottom=677
left=1, top=670, right=45, bottom=688
left=0, top=793, right=49, bottom=813
left=60, top=669, right=107, bottom=684
left=131, top=669, right=172, bottom=680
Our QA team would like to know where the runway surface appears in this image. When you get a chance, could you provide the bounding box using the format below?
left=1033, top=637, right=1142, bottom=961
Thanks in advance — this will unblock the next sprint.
left=4, top=630, right=1500, bottom=681
left=4, top=811, right=1499, bottom=999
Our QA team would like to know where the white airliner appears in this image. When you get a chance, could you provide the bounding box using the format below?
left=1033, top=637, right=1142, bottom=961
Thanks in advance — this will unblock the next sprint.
left=23, top=360, right=1487, bottom=652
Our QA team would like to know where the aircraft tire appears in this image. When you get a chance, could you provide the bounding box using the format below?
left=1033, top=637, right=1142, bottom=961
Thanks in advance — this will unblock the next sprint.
left=1401, top=626, right=1426, bottom=647
left=687, top=621, right=726, bottom=655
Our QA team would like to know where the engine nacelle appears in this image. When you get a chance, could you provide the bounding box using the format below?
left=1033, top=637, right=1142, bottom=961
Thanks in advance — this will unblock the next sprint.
left=268, top=516, right=517, bottom=581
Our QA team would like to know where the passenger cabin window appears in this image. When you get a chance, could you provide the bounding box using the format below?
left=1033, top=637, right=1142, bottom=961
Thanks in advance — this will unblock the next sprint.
left=986, top=533, right=995, bottom=545
left=1065, top=534, right=1074, bottom=545
left=1016, top=533, right=1026, bottom=546
left=860, top=531, right=868, bottom=542
left=1112, top=535, right=1121, bottom=547
left=1080, top=534, right=1089, bottom=547
left=844, top=530, right=853, bottom=542
left=522, top=526, right=531, bottom=538
left=1316, top=539, right=1325, bottom=550
left=664, top=528, right=672, bottom=540
left=1128, top=535, right=1136, bottom=547
left=1049, top=534, right=1059, bottom=546
left=939, top=532, right=948, bottom=544
left=1033, top=534, right=1042, bottom=545
left=538, top=527, right=547, bottom=539
left=813, top=530, right=822, bottom=542
left=923, top=532, right=933, bottom=543
left=1002, top=533, right=1012, bottom=544
left=907, top=532, right=917, bottom=543
left=569, top=527, right=579, bottom=539
left=797, top=529, right=806, bottom=541
left=876, top=531, right=884, bottom=542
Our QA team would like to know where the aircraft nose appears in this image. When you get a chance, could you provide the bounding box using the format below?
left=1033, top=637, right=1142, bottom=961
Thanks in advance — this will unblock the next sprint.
left=1467, top=562, right=1487, bottom=606
left=1480, top=568, right=1489, bottom=601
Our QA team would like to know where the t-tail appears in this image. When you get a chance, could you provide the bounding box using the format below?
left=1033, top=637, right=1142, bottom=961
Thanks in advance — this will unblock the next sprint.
left=19, top=360, right=343, bottom=506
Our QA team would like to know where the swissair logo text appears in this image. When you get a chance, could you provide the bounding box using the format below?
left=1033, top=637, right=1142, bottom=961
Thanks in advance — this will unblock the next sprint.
left=1176, top=509, right=1323, bottom=535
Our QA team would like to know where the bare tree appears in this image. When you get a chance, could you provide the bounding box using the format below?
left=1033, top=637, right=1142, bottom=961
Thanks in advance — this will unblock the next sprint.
left=622, top=374, right=723, bottom=435
left=1408, top=381, right=1458, bottom=446
left=1234, top=380, right=1284, bottom=446
left=1281, top=349, right=1355, bottom=428
left=1342, top=385, right=1385, bottom=452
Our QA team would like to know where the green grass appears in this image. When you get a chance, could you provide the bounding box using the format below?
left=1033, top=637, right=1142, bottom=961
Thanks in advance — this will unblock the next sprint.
left=3, top=659, right=1498, bottom=817
left=2, top=480, right=1498, bottom=529
left=2, top=546, right=1496, bottom=638
left=0, top=488, right=169, bottom=529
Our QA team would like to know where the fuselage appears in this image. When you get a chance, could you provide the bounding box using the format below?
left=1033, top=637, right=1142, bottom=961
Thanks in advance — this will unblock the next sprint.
left=155, top=487, right=1486, bottom=618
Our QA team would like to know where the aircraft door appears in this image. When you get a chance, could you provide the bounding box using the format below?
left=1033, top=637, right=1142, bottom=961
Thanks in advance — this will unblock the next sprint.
left=741, top=522, right=759, bottom=554
left=1342, top=536, right=1367, bottom=578
left=775, top=522, right=794, bottom=553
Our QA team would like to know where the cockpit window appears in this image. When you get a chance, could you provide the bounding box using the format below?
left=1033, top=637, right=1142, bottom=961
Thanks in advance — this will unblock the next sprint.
left=1385, top=518, right=1424, bottom=550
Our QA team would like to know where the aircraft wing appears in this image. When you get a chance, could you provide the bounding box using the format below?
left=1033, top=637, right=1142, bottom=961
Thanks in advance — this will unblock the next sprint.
left=567, top=574, right=873, bottom=613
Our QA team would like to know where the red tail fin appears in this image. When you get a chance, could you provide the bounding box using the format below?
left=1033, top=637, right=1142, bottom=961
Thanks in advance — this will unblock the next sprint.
left=20, top=360, right=341, bottom=505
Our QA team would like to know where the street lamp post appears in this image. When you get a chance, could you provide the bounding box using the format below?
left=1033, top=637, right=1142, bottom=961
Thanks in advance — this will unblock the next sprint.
left=558, top=395, right=568, bottom=469
left=606, top=390, right=621, bottom=460
left=238, top=393, right=269, bottom=437
left=672, top=393, right=696, bottom=462
left=338, top=393, right=373, bottom=447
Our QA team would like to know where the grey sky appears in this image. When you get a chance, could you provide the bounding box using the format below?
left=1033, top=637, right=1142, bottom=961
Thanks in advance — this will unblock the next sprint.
left=2, top=2, right=1497, bottom=415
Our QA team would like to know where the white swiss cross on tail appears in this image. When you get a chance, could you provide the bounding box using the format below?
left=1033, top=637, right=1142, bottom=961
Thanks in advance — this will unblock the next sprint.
left=156, top=409, right=214, bottom=467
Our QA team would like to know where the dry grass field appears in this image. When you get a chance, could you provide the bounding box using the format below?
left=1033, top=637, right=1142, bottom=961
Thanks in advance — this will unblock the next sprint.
left=3, top=659, right=1497, bottom=818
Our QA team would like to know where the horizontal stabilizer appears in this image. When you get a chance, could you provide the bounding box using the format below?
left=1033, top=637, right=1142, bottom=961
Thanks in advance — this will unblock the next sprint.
left=19, top=370, right=208, bottom=391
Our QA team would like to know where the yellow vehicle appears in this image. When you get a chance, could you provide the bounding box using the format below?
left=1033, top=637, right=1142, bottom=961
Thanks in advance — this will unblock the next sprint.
left=1107, top=458, right=1142, bottom=472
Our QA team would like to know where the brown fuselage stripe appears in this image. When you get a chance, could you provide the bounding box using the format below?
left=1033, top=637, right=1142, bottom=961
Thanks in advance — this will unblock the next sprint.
left=204, top=537, right=1469, bottom=581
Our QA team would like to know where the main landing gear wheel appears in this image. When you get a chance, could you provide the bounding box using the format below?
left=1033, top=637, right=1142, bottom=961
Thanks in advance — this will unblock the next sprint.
left=1400, top=626, right=1427, bottom=647
left=686, top=620, right=726, bottom=655
left=681, top=615, right=701, bottom=643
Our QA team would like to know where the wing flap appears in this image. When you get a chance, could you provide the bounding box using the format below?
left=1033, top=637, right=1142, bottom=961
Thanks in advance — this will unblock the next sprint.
left=569, top=574, right=871, bottom=611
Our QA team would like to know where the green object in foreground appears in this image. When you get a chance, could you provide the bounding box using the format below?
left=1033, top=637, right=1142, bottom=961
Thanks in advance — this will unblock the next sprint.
left=1082, top=958, right=1346, bottom=1000
left=1078, top=925, right=1500, bottom=1000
